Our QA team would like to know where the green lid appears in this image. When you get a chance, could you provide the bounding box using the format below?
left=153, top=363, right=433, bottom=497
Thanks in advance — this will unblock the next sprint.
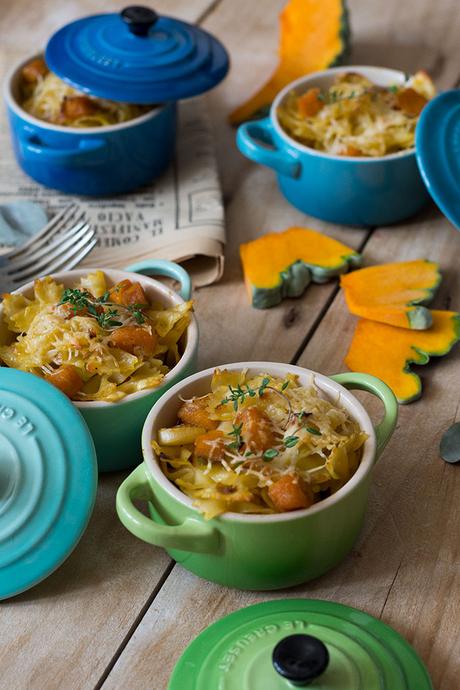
left=168, top=599, right=433, bottom=690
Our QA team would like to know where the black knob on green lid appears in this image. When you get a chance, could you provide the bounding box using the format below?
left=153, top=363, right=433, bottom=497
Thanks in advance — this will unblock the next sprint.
left=121, top=6, right=158, bottom=36
left=272, top=634, right=329, bottom=686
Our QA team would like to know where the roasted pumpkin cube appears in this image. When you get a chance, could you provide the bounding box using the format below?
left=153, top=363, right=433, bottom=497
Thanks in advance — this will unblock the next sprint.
left=61, top=96, right=99, bottom=120
left=21, top=58, right=48, bottom=83
left=109, top=280, right=148, bottom=307
left=194, top=430, right=226, bottom=461
left=44, top=365, right=83, bottom=399
left=268, top=474, right=313, bottom=512
left=178, top=397, right=218, bottom=430
left=297, top=88, right=324, bottom=117
left=108, top=326, right=157, bottom=357
left=395, top=88, right=428, bottom=117
left=237, top=406, right=276, bottom=453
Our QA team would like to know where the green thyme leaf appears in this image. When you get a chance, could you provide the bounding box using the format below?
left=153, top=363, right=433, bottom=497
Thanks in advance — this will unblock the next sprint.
left=281, top=380, right=289, bottom=391
left=263, top=448, right=279, bottom=461
left=227, top=423, right=243, bottom=451
left=306, top=426, right=321, bottom=436
left=258, top=377, right=270, bottom=396
left=283, top=435, right=299, bottom=448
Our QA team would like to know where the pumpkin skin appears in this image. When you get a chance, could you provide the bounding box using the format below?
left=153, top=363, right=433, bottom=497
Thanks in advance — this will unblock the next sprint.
left=345, top=311, right=460, bottom=404
left=340, top=260, right=441, bottom=330
left=229, top=0, right=350, bottom=124
left=240, top=226, right=360, bottom=309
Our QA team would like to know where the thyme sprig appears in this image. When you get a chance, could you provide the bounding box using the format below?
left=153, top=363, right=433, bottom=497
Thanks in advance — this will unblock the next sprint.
left=221, top=377, right=270, bottom=411
left=227, top=423, right=243, bottom=451
left=59, top=288, right=146, bottom=330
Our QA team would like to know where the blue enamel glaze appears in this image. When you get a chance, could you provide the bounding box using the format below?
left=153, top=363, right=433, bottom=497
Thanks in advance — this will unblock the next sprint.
left=237, top=116, right=430, bottom=227
left=6, top=99, right=176, bottom=196
left=45, top=13, right=229, bottom=103
left=416, top=90, right=460, bottom=231
left=236, top=67, right=433, bottom=228
left=0, top=369, right=97, bottom=600
left=4, top=7, right=229, bottom=196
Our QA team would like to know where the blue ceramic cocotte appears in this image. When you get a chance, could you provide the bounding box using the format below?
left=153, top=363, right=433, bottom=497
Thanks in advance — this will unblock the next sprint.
left=3, top=7, right=229, bottom=196
left=237, top=67, right=431, bottom=227
left=6, top=81, right=176, bottom=196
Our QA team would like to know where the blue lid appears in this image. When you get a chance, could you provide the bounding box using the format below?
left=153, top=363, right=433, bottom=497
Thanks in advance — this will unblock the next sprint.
left=416, top=90, right=460, bottom=231
left=0, top=369, right=97, bottom=600
left=45, top=6, right=229, bottom=104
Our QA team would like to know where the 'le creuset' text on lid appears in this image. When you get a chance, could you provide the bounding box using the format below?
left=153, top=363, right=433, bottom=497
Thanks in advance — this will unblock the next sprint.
left=416, top=90, right=460, bottom=231
left=0, top=368, right=97, bottom=600
left=168, top=599, right=433, bottom=690
left=45, top=5, right=230, bottom=104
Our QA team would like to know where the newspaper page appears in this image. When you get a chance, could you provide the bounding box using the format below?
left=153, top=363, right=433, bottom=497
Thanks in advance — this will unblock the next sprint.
left=0, top=98, right=225, bottom=286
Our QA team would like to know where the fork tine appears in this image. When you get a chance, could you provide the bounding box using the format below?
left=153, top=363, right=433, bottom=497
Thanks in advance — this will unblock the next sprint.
left=56, top=237, right=98, bottom=273
left=9, top=226, right=95, bottom=283
left=6, top=220, right=89, bottom=273
left=8, top=209, right=87, bottom=262
left=9, top=233, right=97, bottom=288
left=4, top=204, right=80, bottom=259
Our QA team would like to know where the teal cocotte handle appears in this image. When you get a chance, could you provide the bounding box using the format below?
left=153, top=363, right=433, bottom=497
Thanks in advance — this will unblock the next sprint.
left=116, top=464, right=219, bottom=552
left=331, top=372, right=398, bottom=458
left=124, top=259, right=192, bottom=300
left=236, top=117, right=301, bottom=178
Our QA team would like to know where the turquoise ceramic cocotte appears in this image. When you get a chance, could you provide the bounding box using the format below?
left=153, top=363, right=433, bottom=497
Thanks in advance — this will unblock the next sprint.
left=237, top=66, right=431, bottom=227
left=117, top=363, right=398, bottom=590
left=0, top=259, right=198, bottom=473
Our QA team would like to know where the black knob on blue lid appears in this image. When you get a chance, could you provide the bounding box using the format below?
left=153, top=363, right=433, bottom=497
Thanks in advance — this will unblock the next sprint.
left=272, top=634, right=329, bottom=686
left=121, top=6, right=158, bottom=36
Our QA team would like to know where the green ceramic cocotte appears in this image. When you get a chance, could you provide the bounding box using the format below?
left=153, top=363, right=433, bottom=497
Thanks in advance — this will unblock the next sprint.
left=116, top=362, right=398, bottom=590
left=0, top=259, right=198, bottom=473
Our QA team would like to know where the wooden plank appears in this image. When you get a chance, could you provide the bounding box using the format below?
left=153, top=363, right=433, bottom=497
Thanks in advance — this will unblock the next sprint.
left=102, top=1, right=460, bottom=689
left=190, top=0, right=368, bottom=368
left=102, top=222, right=460, bottom=690
left=0, top=3, right=216, bottom=690
left=295, top=212, right=460, bottom=690
left=0, top=474, right=172, bottom=690
left=0, top=0, right=215, bottom=53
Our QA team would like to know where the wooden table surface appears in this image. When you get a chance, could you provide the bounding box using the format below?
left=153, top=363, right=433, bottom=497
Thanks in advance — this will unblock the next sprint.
left=1, top=1, right=459, bottom=688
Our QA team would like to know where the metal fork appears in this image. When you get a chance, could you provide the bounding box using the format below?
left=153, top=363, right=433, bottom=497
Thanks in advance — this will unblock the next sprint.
left=0, top=204, right=97, bottom=293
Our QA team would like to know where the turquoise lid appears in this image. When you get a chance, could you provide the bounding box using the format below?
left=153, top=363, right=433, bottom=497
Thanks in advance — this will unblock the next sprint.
left=0, top=369, right=97, bottom=599
left=416, top=90, right=460, bottom=230
left=168, top=599, right=433, bottom=690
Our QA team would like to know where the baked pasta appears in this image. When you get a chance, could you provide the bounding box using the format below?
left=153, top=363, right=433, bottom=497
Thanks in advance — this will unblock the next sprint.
left=155, top=369, right=367, bottom=518
left=0, top=272, right=192, bottom=402
left=20, top=58, right=151, bottom=127
left=277, top=71, right=435, bottom=157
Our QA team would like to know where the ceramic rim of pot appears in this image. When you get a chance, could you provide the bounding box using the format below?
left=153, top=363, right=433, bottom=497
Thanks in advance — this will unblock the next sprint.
left=4, top=53, right=167, bottom=135
left=271, top=65, right=417, bottom=162
left=141, top=361, right=378, bottom=523
left=0, top=267, right=198, bottom=409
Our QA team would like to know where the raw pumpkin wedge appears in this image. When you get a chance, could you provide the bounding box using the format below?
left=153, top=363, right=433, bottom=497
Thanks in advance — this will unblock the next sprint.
left=345, top=311, right=460, bottom=404
left=340, top=260, right=441, bottom=330
left=240, top=227, right=361, bottom=309
left=229, top=0, right=350, bottom=124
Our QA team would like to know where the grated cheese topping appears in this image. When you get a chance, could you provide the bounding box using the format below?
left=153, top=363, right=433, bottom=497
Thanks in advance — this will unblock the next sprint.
left=155, top=369, right=367, bottom=518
